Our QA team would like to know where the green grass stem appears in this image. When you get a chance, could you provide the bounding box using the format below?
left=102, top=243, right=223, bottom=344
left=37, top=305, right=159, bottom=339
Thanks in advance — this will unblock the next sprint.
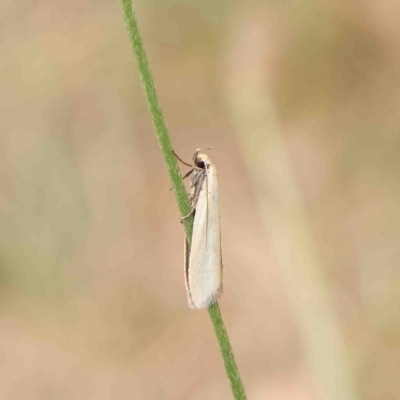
left=119, top=1, right=247, bottom=399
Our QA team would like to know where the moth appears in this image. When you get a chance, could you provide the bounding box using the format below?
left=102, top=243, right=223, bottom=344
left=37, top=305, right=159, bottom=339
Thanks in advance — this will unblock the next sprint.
left=174, top=149, right=223, bottom=309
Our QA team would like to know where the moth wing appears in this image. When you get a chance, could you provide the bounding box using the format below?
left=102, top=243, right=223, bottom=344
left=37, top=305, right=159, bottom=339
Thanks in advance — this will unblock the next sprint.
left=188, top=163, right=222, bottom=309
left=184, top=237, right=195, bottom=309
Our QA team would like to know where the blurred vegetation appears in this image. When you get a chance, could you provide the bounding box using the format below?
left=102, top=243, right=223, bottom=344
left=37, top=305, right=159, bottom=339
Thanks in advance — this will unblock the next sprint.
left=2, top=0, right=400, bottom=399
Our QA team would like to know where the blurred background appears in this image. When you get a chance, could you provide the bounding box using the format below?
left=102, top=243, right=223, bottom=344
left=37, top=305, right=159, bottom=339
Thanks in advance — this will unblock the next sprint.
left=1, top=0, right=400, bottom=399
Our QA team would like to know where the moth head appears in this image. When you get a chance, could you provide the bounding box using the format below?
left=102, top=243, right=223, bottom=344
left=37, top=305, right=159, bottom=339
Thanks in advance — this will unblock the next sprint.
left=193, top=148, right=211, bottom=169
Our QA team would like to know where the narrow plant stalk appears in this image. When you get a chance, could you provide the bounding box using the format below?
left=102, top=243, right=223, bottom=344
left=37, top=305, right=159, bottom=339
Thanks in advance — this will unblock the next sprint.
left=119, top=1, right=247, bottom=399
left=208, top=302, right=247, bottom=399
left=119, top=0, right=193, bottom=239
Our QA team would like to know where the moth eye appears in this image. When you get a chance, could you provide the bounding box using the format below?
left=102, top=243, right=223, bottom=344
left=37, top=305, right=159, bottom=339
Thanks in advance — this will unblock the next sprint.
left=196, top=160, right=205, bottom=169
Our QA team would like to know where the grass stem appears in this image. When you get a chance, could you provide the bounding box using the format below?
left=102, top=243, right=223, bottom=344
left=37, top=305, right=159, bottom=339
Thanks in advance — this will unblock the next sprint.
left=119, top=2, right=247, bottom=399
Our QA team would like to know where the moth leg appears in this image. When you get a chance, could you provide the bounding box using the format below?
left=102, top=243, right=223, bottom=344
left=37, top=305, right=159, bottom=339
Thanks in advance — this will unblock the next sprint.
left=172, top=150, right=203, bottom=171
left=180, top=170, right=205, bottom=222
left=167, top=169, right=193, bottom=192
left=182, top=169, right=194, bottom=180
left=172, top=150, right=193, bottom=168
left=181, top=207, right=195, bottom=222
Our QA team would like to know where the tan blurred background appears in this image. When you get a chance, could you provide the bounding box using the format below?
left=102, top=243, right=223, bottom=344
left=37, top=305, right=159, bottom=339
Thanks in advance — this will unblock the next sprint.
left=1, top=0, right=400, bottom=399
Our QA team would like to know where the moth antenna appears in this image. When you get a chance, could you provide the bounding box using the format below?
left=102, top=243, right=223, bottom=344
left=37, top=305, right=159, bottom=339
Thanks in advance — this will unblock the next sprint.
left=193, top=147, right=211, bottom=163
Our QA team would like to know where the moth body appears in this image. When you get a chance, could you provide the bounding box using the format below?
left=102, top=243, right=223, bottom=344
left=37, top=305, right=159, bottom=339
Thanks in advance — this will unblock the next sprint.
left=181, top=150, right=223, bottom=309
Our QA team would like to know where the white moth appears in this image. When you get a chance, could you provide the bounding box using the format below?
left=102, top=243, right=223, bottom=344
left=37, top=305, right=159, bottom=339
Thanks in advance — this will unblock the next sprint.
left=175, top=149, right=223, bottom=309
